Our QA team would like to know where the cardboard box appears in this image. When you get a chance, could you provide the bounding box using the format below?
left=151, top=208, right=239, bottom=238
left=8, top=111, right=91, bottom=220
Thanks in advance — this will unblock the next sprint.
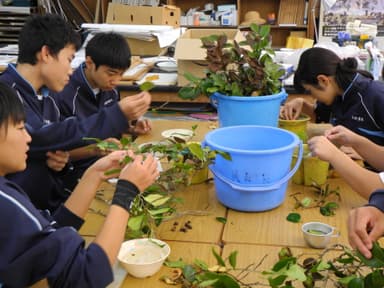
left=106, top=4, right=180, bottom=56
left=174, top=29, right=244, bottom=86
left=106, top=4, right=180, bottom=27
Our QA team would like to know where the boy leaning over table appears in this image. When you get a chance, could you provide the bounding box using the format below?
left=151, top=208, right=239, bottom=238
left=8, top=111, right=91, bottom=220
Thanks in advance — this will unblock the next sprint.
left=0, top=14, right=152, bottom=212
left=0, top=81, right=159, bottom=287
left=53, top=32, right=152, bottom=192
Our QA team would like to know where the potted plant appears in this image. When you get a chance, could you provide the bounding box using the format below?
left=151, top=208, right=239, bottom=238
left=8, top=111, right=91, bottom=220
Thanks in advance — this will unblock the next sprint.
left=178, top=24, right=287, bottom=127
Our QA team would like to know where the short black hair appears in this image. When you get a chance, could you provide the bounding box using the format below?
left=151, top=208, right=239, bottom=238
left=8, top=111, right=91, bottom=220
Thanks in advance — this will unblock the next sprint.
left=0, top=82, right=25, bottom=134
left=86, top=32, right=131, bottom=70
left=18, top=14, right=81, bottom=65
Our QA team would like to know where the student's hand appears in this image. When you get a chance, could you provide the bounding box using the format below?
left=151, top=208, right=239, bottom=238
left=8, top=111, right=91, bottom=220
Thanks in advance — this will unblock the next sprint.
left=307, top=135, right=339, bottom=162
left=46, top=150, right=70, bottom=171
left=119, top=91, right=151, bottom=121
left=119, top=153, right=159, bottom=192
left=94, top=137, right=122, bottom=156
left=130, top=118, right=152, bottom=135
left=324, top=125, right=362, bottom=147
left=89, top=150, right=130, bottom=181
left=340, top=145, right=363, bottom=160
left=280, top=98, right=304, bottom=120
left=348, top=206, right=384, bottom=259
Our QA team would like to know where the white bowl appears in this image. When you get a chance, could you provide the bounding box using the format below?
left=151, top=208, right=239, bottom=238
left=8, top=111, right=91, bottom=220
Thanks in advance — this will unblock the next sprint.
left=117, top=238, right=170, bottom=278
left=302, top=222, right=339, bottom=249
left=156, top=61, right=177, bottom=72
left=161, top=129, right=194, bottom=143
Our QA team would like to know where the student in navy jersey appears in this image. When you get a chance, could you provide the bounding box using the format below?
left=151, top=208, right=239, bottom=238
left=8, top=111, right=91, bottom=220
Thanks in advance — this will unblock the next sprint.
left=0, top=82, right=159, bottom=287
left=54, top=32, right=152, bottom=191
left=0, top=14, right=152, bottom=211
left=280, top=47, right=384, bottom=147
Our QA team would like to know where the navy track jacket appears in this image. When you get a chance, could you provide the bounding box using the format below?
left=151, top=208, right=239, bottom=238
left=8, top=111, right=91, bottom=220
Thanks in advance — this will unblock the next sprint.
left=0, top=176, right=113, bottom=287
left=315, top=74, right=384, bottom=145
left=0, top=64, right=129, bottom=211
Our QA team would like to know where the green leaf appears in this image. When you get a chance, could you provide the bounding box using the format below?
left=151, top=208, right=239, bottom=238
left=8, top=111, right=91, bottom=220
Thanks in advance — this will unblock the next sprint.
left=127, top=214, right=144, bottom=230
left=228, top=251, right=238, bottom=269
left=338, top=275, right=357, bottom=285
left=194, top=259, right=209, bottom=270
left=216, top=217, right=227, bottom=224
left=178, top=86, right=201, bottom=100
left=143, top=194, right=171, bottom=207
left=164, top=259, right=186, bottom=268
left=272, top=257, right=296, bottom=272
left=311, top=260, right=330, bottom=272
left=285, top=263, right=307, bottom=281
left=348, top=277, right=365, bottom=288
left=286, top=212, right=301, bottom=223
left=147, top=207, right=172, bottom=216
left=268, top=274, right=287, bottom=286
left=212, top=248, right=226, bottom=267
left=300, top=197, right=312, bottom=207
left=183, top=264, right=196, bottom=282
left=371, top=241, right=384, bottom=262
left=199, top=279, right=219, bottom=287
left=188, top=142, right=205, bottom=161
left=104, top=168, right=121, bottom=176
left=139, top=81, right=155, bottom=91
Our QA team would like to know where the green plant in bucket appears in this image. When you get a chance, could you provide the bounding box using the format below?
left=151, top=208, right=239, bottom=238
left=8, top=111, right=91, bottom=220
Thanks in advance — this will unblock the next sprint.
left=178, top=24, right=285, bottom=100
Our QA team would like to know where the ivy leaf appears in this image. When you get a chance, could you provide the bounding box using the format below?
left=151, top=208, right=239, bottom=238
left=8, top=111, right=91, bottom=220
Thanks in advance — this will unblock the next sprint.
left=199, top=279, right=219, bottom=287
left=285, top=263, right=307, bottom=281
left=228, top=251, right=238, bottom=269
left=183, top=264, right=196, bottom=283
left=300, top=197, right=312, bottom=208
left=268, top=274, right=287, bottom=286
left=139, top=81, right=155, bottom=91
left=216, top=217, right=227, bottom=224
left=143, top=194, right=171, bottom=207
left=194, top=259, right=209, bottom=270
left=286, top=212, right=301, bottom=223
left=347, top=277, right=365, bottom=288
left=127, top=214, right=144, bottom=230
left=164, top=259, right=186, bottom=268
left=212, top=248, right=226, bottom=267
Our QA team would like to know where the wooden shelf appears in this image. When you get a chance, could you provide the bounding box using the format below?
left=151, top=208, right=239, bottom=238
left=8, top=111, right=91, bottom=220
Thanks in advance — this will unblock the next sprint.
left=167, top=0, right=315, bottom=47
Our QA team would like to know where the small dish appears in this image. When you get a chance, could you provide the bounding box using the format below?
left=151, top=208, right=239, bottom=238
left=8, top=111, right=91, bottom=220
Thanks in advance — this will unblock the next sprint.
left=108, top=178, right=118, bottom=185
left=161, top=129, right=194, bottom=143
left=302, top=222, right=339, bottom=249
left=156, top=61, right=177, bottom=72
left=117, top=238, right=170, bottom=278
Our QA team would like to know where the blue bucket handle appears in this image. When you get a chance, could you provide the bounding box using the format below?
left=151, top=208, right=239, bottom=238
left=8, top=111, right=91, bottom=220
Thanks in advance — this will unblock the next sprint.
left=210, top=92, right=219, bottom=109
left=210, top=140, right=303, bottom=192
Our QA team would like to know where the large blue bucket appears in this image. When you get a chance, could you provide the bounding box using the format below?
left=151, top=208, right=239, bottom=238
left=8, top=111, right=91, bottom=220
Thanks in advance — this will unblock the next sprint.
left=210, top=90, right=287, bottom=127
left=204, top=125, right=303, bottom=211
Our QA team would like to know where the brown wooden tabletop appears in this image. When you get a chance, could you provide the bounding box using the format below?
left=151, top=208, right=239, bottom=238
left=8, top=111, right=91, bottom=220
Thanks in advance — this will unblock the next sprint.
left=77, top=119, right=368, bottom=287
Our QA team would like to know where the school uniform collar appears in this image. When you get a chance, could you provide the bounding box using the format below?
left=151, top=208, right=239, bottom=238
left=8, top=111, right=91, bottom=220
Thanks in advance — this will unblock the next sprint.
left=79, top=62, right=99, bottom=99
left=7, top=64, right=39, bottom=99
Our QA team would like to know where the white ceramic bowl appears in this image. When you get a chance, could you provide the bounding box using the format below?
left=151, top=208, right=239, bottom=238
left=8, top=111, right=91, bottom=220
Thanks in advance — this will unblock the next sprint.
left=156, top=61, right=177, bottom=72
left=302, top=222, right=338, bottom=249
left=161, top=129, right=194, bottom=143
left=117, top=238, right=170, bottom=278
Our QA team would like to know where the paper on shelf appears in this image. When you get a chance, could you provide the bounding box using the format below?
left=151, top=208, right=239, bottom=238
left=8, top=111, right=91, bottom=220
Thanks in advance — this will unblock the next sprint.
left=81, top=23, right=183, bottom=48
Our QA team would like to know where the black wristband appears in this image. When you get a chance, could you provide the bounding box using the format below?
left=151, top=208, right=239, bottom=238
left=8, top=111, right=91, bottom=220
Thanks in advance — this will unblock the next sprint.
left=111, top=179, right=140, bottom=212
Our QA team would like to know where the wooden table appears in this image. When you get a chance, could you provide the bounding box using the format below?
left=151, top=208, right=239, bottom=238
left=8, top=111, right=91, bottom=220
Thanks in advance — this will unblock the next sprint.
left=79, top=119, right=367, bottom=287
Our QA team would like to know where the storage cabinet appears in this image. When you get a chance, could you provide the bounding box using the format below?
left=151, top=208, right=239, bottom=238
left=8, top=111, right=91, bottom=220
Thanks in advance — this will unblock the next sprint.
left=166, top=0, right=317, bottom=48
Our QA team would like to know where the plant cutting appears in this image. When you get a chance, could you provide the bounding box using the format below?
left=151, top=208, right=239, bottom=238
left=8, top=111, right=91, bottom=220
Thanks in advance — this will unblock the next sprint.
left=89, top=127, right=230, bottom=239
left=178, top=24, right=287, bottom=127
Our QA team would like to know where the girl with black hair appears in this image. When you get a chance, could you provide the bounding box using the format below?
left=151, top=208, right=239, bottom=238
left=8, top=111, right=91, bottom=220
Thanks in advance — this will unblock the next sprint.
left=280, top=47, right=384, bottom=146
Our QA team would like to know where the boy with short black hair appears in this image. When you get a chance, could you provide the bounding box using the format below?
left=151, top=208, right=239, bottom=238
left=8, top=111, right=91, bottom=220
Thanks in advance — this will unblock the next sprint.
left=54, top=32, right=151, bottom=191
left=0, top=81, right=159, bottom=286
left=0, top=14, right=152, bottom=211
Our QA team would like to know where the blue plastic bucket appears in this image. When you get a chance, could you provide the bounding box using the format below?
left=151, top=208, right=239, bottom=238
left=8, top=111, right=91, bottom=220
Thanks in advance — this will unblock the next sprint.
left=210, top=90, right=287, bottom=127
left=204, top=125, right=303, bottom=211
